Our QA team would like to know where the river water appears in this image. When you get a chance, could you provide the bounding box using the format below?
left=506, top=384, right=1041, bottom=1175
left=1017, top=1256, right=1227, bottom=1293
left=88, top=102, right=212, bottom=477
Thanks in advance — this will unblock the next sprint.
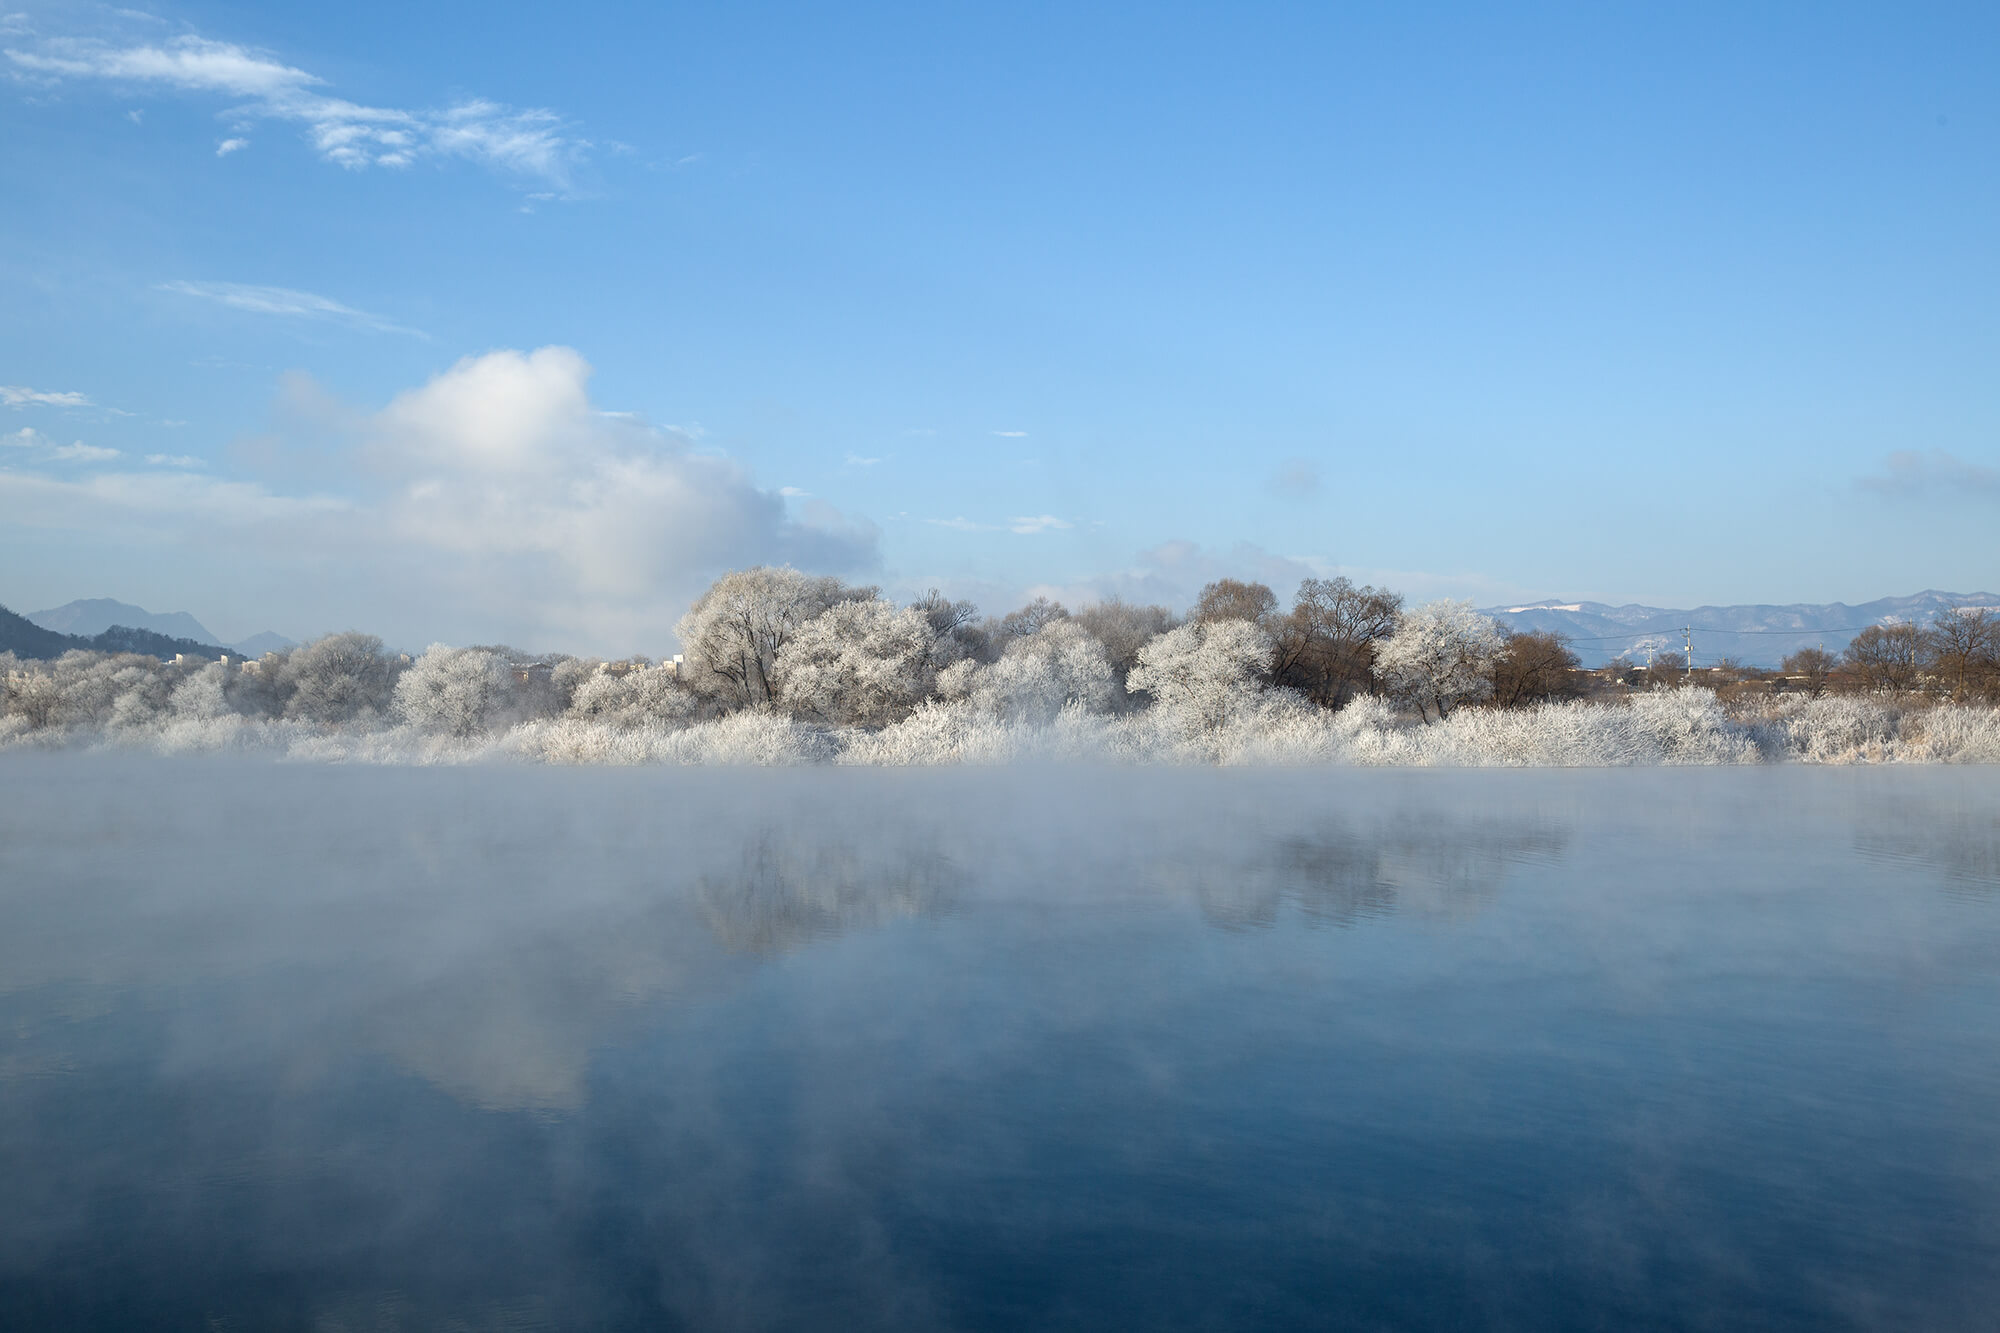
left=2, top=759, right=1997, bottom=1330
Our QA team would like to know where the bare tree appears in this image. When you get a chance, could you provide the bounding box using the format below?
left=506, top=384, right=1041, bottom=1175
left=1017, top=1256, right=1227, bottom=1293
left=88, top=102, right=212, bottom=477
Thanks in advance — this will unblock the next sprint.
left=1488, top=630, right=1582, bottom=708
left=1190, top=579, right=1279, bottom=627
left=1072, top=598, right=1178, bottom=704
left=1842, top=623, right=1923, bottom=693
left=1271, top=577, right=1404, bottom=710
left=1923, top=606, right=2000, bottom=702
left=995, top=596, right=1070, bottom=639
left=1781, top=646, right=1835, bottom=698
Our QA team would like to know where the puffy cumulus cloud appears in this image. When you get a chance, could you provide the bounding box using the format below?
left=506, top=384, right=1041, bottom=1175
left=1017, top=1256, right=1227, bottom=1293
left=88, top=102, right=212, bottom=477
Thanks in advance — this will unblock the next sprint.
left=5, top=32, right=584, bottom=189
left=0, top=346, right=878, bottom=654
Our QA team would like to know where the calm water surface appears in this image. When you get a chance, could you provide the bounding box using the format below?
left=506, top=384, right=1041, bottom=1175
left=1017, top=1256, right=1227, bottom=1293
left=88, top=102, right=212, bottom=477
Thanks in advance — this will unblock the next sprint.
left=2, top=759, right=1998, bottom=1331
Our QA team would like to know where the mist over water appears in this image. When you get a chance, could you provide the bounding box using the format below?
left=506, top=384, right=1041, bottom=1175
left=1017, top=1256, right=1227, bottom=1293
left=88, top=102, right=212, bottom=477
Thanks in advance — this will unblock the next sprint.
left=2, top=760, right=1998, bottom=1330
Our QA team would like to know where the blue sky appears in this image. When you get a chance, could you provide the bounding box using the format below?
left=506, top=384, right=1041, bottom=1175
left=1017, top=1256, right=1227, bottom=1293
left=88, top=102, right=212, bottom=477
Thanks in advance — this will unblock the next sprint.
left=3, top=1, right=1996, bottom=652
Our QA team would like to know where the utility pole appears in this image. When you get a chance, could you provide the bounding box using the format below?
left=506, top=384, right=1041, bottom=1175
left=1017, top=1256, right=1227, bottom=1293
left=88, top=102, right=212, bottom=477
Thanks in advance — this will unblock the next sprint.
left=1683, top=626, right=1694, bottom=684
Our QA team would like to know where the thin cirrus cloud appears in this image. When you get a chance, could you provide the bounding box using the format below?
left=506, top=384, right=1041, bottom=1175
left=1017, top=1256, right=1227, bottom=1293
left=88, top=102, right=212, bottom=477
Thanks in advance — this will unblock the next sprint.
left=1859, top=449, right=2000, bottom=498
left=158, top=280, right=425, bottom=337
left=6, top=426, right=120, bottom=462
left=4, top=31, right=585, bottom=189
left=1, top=385, right=93, bottom=408
left=922, top=514, right=1073, bottom=536
left=992, top=430, right=1028, bottom=438
left=844, top=453, right=885, bottom=467
left=215, top=136, right=248, bottom=156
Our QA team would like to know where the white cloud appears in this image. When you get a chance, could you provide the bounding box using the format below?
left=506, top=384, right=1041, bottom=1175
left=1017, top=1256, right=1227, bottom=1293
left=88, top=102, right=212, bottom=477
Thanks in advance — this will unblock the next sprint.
left=144, top=453, right=204, bottom=467
left=51, top=442, right=121, bottom=462
left=216, top=136, right=248, bottom=156
left=1, top=384, right=92, bottom=408
left=4, top=425, right=119, bottom=462
left=844, top=453, right=884, bottom=467
left=6, top=32, right=586, bottom=189
left=0, top=346, right=879, bottom=651
left=778, top=486, right=809, bottom=497
left=992, top=430, right=1027, bottom=438
left=158, top=279, right=423, bottom=337
left=1859, top=449, right=2000, bottom=498
left=1008, top=514, right=1072, bottom=535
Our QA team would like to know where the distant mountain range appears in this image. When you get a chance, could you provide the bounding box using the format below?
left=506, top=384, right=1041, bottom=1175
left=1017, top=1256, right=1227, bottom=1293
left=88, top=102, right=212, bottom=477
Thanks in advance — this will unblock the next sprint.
left=1483, top=590, right=2000, bottom=668
left=0, top=604, right=240, bottom=663
left=23, top=598, right=293, bottom=660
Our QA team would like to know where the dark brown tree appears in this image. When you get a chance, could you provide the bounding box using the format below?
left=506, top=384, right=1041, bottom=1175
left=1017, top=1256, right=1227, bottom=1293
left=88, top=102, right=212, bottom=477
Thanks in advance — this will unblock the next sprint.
left=1842, top=623, right=1923, bottom=692
left=1190, top=579, right=1280, bottom=627
left=1270, top=577, right=1404, bottom=709
left=1488, top=630, right=1582, bottom=708
left=1781, top=646, right=1836, bottom=698
left=1923, top=606, right=2000, bottom=702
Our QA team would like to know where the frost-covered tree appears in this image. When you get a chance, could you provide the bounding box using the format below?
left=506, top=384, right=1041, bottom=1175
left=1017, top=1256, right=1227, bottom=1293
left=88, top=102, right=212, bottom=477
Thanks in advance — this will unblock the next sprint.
left=676, top=567, right=873, bottom=708
left=568, top=664, right=698, bottom=729
left=1128, top=618, right=1275, bottom=732
left=394, top=645, right=513, bottom=737
left=963, top=619, right=1114, bottom=722
left=279, top=633, right=401, bottom=724
left=1371, top=600, right=1504, bottom=722
left=169, top=662, right=234, bottom=720
left=771, top=599, right=939, bottom=727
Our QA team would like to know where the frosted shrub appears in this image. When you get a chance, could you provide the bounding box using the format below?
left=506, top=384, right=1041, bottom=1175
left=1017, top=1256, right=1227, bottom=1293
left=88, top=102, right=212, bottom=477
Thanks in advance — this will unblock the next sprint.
left=1900, top=705, right=2000, bottom=764
left=1754, top=695, right=1898, bottom=764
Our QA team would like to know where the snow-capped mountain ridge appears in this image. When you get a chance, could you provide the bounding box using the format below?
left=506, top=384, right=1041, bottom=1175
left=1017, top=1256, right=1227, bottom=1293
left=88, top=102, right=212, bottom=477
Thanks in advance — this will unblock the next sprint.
left=1482, top=590, right=2000, bottom=667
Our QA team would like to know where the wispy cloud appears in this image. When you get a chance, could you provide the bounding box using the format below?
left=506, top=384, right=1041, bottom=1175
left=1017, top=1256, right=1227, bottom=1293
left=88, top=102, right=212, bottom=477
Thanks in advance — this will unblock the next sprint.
left=921, top=513, right=1074, bottom=536
left=1, top=385, right=92, bottom=408
left=1009, top=514, right=1071, bottom=535
left=158, top=279, right=424, bottom=337
left=992, top=430, right=1027, bottom=438
left=52, top=441, right=121, bottom=462
left=215, top=136, right=248, bottom=156
left=1859, top=449, right=2000, bottom=498
left=6, top=425, right=120, bottom=462
left=145, top=453, right=205, bottom=468
left=6, top=32, right=587, bottom=189
left=844, top=452, right=884, bottom=467
left=778, top=486, right=809, bottom=497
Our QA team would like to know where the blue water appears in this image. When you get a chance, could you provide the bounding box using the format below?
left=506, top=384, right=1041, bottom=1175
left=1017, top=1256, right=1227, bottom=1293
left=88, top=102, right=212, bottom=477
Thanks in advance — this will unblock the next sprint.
left=1, top=760, right=1997, bottom=1330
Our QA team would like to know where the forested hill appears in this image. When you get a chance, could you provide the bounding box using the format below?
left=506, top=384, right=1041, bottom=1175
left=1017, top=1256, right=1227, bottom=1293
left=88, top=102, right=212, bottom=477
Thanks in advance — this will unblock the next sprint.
left=0, top=604, right=232, bottom=662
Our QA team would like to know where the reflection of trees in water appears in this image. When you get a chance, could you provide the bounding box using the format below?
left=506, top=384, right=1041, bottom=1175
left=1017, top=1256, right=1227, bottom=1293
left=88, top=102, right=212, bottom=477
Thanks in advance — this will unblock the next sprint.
left=1180, top=816, right=1571, bottom=929
left=1855, top=803, right=2000, bottom=897
left=697, top=827, right=958, bottom=955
